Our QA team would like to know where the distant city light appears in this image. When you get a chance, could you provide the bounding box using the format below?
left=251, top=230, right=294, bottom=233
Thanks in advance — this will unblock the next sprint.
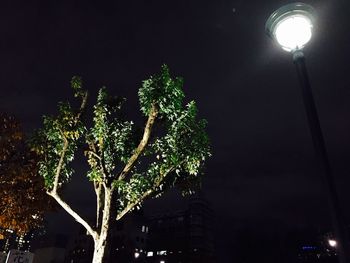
left=147, top=251, right=153, bottom=257
left=302, top=246, right=317, bottom=250
left=328, top=239, right=337, bottom=247
left=134, top=252, right=140, bottom=258
left=160, top=261, right=165, bottom=263
left=31, top=214, right=39, bottom=219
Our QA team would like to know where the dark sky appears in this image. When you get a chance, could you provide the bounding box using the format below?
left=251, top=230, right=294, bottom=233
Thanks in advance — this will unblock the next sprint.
left=1, top=0, right=350, bottom=261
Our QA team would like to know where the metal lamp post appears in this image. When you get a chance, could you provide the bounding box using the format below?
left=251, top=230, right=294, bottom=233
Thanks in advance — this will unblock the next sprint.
left=265, top=3, right=349, bottom=263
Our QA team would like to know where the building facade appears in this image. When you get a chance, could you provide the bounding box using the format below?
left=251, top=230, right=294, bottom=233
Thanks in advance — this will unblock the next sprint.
left=65, top=195, right=215, bottom=263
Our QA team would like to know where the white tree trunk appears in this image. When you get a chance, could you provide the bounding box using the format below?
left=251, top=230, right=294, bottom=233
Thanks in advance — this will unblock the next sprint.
left=92, top=239, right=108, bottom=263
left=91, top=187, right=113, bottom=263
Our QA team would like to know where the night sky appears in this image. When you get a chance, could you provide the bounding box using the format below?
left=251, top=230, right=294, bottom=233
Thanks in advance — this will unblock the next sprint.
left=1, top=0, right=350, bottom=261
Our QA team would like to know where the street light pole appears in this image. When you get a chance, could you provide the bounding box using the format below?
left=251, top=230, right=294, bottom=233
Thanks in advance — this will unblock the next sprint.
left=265, top=3, right=350, bottom=262
left=293, top=49, right=350, bottom=263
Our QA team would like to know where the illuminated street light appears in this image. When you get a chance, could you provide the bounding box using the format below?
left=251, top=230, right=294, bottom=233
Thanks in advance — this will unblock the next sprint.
left=265, top=2, right=314, bottom=52
left=329, top=239, right=337, bottom=248
left=265, top=3, right=350, bottom=263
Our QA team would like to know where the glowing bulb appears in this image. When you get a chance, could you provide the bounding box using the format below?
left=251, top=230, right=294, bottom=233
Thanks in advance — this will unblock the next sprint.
left=328, top=239, right=337, bottom=247
left=275, top=15, right=312, bottom=51
left=265, top=3, right=315, bottom=52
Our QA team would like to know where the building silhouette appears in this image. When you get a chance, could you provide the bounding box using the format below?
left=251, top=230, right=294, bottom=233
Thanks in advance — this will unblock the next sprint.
left=65, top=212, right=149, bottom=263
left=110, top=212, right=149, bottom=262
left=65, top=194, right=215, bottom=263
left=65, top=226, right=94, bottom=263
left=33, top=234, right=68, bottom=263
left=145, top=195, right=215, bottom=263
left=0, top=228, right=34, bottom=253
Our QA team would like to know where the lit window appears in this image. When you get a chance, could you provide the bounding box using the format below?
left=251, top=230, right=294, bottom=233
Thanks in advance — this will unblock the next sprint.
left=142, top=225, right=146, bottom=232
left=147, top=251, right=153, bottom=257
left=134, top=252, right=140, bottom=258
left=157, top=251, right=167, bottom=255
left=160, top=261, right=165, bottom=263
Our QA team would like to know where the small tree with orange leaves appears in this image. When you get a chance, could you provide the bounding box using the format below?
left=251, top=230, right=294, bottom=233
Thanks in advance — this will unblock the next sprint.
left=0, top=113, right=53, bottom=238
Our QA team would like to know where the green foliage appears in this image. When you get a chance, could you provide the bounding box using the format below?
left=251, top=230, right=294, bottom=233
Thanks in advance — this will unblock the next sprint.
left=114, top=66, right=211, bottom=212
left=86, top=88, right=135, bottom=181
left=148, top=100, right=210, bottom=197
left=71, top=76, right=85, bottom=98
left=139, top=65, right=184, bottom=120
left=33, top=65, right=211, bottom=216
left=31, top=80, right=86, bottom=189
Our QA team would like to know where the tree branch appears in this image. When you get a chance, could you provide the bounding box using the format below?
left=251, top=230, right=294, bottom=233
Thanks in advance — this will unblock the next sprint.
left=52, top=139, right=68, bottom=193
left=47, top=92, right=95, bottom=237
left=94, top=182, right=103, bottom=230
left=87, top=150, right=102, bottom=161
left=75, top=91, right=88, bottom=122
left=116, top=165, right=176, bottom=221
left=87, top=135, right=108, bottom=183
left=47, top=191, right=98, bottom=240
left=118, top=104, right=158, bottom=181
left=100, top=188, right=113, bottom=232
left=52, top=91, right=88, bottom=193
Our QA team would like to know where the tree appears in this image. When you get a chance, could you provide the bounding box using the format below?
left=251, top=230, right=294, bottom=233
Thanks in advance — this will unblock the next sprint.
left=31, top=65, right=211, bottom=263
left=0, top=113, right=53, bottom=238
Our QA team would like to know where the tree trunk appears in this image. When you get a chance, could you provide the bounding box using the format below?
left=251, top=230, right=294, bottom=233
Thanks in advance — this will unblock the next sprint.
left=92, top=238, right=108, bottom=263
left=91, top=187, right=114, bottom=263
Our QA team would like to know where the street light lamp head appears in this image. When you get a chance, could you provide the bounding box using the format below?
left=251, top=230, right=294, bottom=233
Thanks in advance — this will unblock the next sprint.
left=265, top=2, right=315, bottom=52
left=328, top=239, right=337, bottom=248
